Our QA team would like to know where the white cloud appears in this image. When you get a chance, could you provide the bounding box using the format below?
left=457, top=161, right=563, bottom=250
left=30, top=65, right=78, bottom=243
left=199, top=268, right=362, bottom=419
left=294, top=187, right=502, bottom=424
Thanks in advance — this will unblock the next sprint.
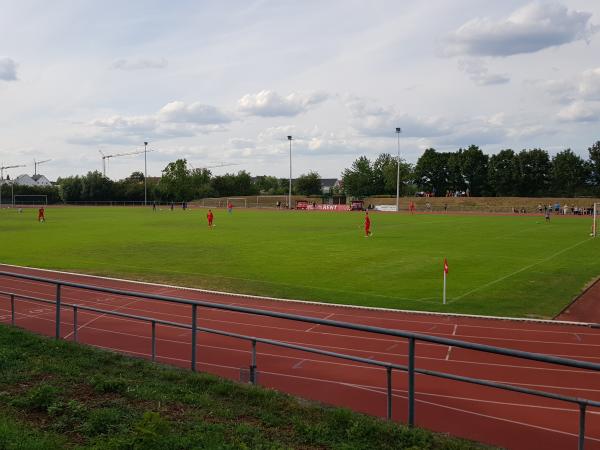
left=344, top=96, right=449, bottom=138
left=158, top=101, right=232, bottom=124
left=457, top=59, right=510, bottom=86
left=579, top=68, right=600, bottom=100
left=0, top=58, right=17, bottom=81
left=558, top=101, right=599, bottom=122
left=237, top=90, right=328, bottom=117
left=444, top=2, right=596, bottom=57
left=111, top=58, right=168, bottom=70
left=74, top=101, right=232, bottom=144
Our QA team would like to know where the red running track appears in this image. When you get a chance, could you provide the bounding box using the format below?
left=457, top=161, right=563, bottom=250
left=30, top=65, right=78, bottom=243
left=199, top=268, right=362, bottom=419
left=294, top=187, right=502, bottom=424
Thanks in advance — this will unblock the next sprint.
left=1, top=264, right=599, bottom=450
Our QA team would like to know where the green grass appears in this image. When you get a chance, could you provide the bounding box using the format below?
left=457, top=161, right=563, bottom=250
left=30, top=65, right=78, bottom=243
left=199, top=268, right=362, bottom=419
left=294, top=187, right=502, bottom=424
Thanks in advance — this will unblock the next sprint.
left=1, top=206, right=598, bottom=318
left=0, top=324, right=488, bottom=449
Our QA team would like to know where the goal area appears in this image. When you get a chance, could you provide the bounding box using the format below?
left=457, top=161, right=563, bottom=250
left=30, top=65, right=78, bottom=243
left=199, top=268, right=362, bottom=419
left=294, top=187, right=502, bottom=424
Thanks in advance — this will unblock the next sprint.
left=13, top=195, right=48, bottom=208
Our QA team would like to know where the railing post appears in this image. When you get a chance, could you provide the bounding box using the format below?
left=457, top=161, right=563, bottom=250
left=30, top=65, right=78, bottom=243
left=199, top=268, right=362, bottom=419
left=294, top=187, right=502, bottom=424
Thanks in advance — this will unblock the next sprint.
left=408, top=337, right=415, bottom=427
left=191, top=304, right=197, bottom=372
left=10, top=294, right=15, bottom=326
left=151, top=320, right=157, bottom=362
left=55, top=284, right=62, bottom=339
left=250, top=340, right=257, bottom=384
left=73, top=306, right=78, bottom=342
left=579, top=403, right=587, bottom=450
left=386, top=366, right=392, bottom=420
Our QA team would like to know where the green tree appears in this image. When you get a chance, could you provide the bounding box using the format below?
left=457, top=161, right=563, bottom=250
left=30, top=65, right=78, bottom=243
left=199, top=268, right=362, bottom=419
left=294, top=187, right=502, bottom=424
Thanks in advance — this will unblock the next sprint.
left=515, top=149, right=551, bottom=196
left=414, top=148, right=449, bottom=195
left=588, top=141, right=600, bottom=189
left=80, top=171, right=114, bottom=201
left=58, top=176, right=84, bottom=202
left=551, top=149, right=590, bottom=197
left=460, top=145, right=489, bottom=196
left=254, top=176, right=282, bottom=194
left=160, top=159, right=193, bottom=201
left=294, top=172, right=322, bottom=196
left=372, top=153, right=412, bottom=195
left=488, top=149, right=518, bottom=196
left=342, top=156, right=376, bottom=197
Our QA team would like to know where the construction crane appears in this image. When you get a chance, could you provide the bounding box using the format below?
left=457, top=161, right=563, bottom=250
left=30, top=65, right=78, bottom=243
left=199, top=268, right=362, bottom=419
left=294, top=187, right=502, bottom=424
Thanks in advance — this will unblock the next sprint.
left=99, top=149, right=152, bottom=177
left=33, top=159, right=51, bottom=176
left=0, top=164, right=26, bottom=181
left=189, top=162, right=239, bottom=171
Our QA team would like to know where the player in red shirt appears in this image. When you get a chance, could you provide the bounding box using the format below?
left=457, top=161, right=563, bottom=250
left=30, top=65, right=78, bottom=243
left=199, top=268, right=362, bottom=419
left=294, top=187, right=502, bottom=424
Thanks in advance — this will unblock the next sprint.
left=207, top=209, right=214, bottom=228
left=227, top=201, right=233, bottom=213
left=38, top=207, right=45, bottom=223
left=364, top=211, right=371, bottom=237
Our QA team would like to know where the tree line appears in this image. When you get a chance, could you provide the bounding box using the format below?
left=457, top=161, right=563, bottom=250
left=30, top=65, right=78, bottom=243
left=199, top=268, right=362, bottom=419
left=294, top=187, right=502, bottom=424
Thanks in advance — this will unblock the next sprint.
left=341, top=141, right=600, bottom=198
left=4, top=141, right=599, bottom=204
left=55, top=160, right=325, bottom=203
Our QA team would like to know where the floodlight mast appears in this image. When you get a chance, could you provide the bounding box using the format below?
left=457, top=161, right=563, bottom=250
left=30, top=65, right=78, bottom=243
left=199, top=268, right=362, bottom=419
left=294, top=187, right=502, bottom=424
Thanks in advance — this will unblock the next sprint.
left=395, top=127, right=402, bottom=212
left=0, top=164, right=26, bottom=210
left=287, top=136, right=293, bottom=209
left=144, top=142, right=148, bottom=206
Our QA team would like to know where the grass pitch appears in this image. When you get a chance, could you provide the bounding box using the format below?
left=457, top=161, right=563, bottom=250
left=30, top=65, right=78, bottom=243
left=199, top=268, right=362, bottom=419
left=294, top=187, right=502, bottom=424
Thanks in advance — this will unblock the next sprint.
left=0, top=206, right=598, bottom=318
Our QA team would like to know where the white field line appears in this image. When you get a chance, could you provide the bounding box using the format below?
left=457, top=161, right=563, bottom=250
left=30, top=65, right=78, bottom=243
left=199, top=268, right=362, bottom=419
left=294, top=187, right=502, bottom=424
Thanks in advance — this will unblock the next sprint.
left=451, top=237, right=592, bottom=302
left=1, top=263, right=597, bottom=327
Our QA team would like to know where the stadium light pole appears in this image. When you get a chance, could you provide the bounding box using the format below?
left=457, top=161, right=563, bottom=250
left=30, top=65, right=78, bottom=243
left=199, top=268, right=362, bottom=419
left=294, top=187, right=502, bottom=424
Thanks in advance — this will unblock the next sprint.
left=144, top=141, right=148, bottom=206
left=288, top=136, right=293, bottom=209
left=395, top=127, right=402, bottom=212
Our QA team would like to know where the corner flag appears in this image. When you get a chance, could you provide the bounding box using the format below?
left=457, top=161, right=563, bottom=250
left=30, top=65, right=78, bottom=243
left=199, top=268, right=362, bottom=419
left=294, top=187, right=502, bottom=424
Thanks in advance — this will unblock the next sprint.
left=443, top=258, right=448, bottom=304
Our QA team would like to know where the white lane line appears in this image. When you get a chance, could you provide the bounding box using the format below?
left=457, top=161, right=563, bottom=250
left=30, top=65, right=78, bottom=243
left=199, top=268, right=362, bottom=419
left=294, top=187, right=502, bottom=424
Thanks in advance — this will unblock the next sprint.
left=451, top=238, right=591, bottom=302
left=446, top=324, right=458, bottom=360
left=62, top=297, right=143, bottom=340
left=292, top=359, right=306, bottom=369
left=305, top=312, right=335, bottom=332
left=337, top=382, right=600, bottom=443
left=4, top=281, right=599, bottom=345
left=5, top=283, right=600, bottom=353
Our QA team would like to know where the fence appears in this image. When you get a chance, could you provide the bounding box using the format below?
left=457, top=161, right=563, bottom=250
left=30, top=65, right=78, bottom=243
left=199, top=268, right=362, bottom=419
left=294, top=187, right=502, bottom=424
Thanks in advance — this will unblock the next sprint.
left=1, top=270, right=599, bottom=449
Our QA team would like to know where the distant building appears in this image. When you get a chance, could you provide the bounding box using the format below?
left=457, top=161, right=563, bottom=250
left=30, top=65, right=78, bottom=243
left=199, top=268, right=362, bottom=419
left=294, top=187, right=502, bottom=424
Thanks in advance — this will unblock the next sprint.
left=13, top=174, right=53, bottom=187
left=31, top=174, right=52, bottom=186
left=320, top=178, right=340, bottom=194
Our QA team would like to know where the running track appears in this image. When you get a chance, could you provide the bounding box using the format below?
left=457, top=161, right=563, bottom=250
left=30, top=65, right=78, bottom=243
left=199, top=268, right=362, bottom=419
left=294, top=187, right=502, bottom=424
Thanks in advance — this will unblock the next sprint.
left=1, top=264, right=599, bottom=450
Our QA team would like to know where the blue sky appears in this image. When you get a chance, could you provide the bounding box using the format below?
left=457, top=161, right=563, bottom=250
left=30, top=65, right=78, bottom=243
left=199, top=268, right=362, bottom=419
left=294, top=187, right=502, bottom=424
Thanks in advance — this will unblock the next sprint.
left=1, top=0, right=599, bottom=180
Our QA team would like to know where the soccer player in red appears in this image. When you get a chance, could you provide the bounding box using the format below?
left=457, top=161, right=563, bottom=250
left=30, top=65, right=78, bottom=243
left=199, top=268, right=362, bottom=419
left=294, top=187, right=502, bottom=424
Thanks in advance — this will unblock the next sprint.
left=38, top=207, right=45, bottom=223
left=364, top=211, right=371, bottom=237
left=207, top=209, right=214, bottom=228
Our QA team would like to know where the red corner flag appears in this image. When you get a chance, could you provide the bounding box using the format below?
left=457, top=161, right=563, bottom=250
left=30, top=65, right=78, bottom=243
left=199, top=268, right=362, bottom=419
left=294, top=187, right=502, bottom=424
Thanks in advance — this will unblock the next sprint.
left=444, top=258, right=449, bottom=274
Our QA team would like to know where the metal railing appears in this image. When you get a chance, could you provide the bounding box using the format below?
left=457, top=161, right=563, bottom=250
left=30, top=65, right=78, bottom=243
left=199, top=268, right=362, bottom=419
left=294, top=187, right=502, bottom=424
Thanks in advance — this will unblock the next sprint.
left=1, top=270, right=600, bottom=449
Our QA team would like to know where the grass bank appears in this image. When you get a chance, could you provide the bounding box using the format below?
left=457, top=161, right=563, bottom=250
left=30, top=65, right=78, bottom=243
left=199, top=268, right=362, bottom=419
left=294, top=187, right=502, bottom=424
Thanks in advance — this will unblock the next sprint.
left=0, top=324, right=488, bottom=449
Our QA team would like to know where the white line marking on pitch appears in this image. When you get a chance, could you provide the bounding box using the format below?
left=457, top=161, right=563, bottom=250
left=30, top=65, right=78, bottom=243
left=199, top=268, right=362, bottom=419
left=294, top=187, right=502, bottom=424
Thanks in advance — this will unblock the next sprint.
left=451, top=238, right=591, bottom=302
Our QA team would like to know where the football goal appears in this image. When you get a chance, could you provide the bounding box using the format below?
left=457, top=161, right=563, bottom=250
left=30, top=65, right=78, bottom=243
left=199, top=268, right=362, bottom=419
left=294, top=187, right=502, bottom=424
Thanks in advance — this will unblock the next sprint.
left=226, top=197, right=248, bottom=208
left=592, top=203, right=598, bottom=237
left=13, top=195, right=48, bottom=207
